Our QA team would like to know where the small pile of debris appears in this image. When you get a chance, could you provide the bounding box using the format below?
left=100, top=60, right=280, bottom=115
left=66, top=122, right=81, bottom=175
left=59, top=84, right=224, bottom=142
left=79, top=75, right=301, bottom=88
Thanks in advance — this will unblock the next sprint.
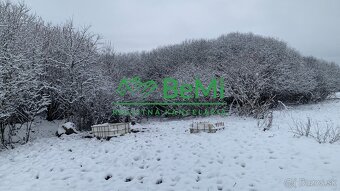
left=56, top=122, right=78, bottom=137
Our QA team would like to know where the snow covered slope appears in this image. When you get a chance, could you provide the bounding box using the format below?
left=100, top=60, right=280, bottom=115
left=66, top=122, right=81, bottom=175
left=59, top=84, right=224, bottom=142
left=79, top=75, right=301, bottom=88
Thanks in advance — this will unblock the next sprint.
left=0, top=98, right=339, bottom=191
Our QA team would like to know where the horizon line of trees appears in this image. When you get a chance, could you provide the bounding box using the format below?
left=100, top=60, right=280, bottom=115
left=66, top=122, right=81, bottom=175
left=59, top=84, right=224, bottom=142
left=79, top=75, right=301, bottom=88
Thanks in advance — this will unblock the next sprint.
left=1, top=1, right=340, bottom=147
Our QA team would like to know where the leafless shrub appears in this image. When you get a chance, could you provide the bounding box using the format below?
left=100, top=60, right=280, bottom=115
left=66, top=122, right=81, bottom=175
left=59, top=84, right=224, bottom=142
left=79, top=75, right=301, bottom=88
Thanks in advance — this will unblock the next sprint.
left=290, top=117, right=312, bottom=137
left=290, top=118, right=340, bottom=144
left=328, top=126, right=340, bottom=143
left=312, top=123, right=340, bottom=144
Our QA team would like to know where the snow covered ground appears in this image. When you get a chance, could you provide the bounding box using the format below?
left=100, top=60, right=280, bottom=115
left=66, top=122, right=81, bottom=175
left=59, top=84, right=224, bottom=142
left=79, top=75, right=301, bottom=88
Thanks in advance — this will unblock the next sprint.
left=0, top=97, right=339, bottom=191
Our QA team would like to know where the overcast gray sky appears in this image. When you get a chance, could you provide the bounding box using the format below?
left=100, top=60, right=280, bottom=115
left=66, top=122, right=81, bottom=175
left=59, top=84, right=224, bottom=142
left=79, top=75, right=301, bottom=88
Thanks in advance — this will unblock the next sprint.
left=21, top=0, right=340, bottom=64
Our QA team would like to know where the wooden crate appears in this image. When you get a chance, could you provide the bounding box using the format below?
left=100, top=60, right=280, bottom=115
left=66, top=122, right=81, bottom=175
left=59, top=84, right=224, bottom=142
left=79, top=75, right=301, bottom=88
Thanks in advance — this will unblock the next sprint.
left=189, top=122, right=225, bottom=133
left=91, top=123, right=130, bottom=138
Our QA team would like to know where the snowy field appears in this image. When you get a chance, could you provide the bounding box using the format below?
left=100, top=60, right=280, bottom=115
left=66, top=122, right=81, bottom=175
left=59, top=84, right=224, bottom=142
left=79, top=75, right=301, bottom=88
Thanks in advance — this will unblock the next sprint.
left=0, top=97, right=339, bottom=191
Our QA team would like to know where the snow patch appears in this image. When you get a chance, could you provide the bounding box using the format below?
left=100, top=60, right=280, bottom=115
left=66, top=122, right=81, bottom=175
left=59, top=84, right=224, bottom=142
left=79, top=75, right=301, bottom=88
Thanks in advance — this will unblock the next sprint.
left=0, top=99, right=339, bottom=191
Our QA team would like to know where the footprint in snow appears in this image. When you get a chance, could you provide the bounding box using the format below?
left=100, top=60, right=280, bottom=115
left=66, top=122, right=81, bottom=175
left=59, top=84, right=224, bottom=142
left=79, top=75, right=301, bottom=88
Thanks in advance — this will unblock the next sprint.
left=105, top=174, right=112, bottom=180
left=133, top=156, right=140, bottom=161
left=138, top=176, right=144, bottom=184
left=125, top=177, right=133, bottom=182
left=155, top=178, right=163, bottom=184
left=240, top=163, right=246, bottom=168
left=138, top=176, right=144, bottom=180
left=196, top=176, right=200, bottom=182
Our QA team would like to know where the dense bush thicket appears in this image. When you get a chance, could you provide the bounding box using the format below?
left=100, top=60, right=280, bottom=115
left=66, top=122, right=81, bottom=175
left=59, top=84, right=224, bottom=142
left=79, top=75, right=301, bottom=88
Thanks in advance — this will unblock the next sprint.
left=1, top=2, right=339, bottom=146
left=113, top=34, right=340, bottom=117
